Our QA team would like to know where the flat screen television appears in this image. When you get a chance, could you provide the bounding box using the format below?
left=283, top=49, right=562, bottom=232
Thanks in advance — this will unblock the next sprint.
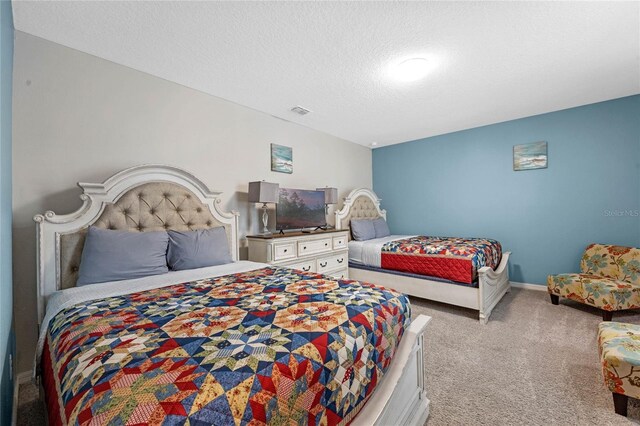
left=276, top=188, right=326, bottom=231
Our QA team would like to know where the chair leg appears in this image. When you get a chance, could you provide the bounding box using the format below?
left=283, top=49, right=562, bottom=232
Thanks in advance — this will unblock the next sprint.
left=602, top=310, right=613, bottom=321
left=549, top=294, right=559, bottom=305
left=613, top=393, right=628, bottom=416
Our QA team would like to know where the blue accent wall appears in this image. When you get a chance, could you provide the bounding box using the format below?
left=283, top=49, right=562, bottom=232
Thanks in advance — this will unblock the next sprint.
left=373, top=95, right=640, bottom=285
left=0, top=1, right=13, bottom=424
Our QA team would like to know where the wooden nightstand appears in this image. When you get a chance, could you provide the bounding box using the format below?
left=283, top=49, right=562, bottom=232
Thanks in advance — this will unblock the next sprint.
left=247, top=229, right=349, bottom=279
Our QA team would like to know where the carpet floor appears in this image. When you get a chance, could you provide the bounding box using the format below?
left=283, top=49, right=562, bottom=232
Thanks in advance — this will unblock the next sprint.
left=15, top=287, right=640, bottom=425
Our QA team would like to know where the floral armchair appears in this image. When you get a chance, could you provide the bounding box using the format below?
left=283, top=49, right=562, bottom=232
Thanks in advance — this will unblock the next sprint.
left=598, top=322, right=640, bottom=416
left=547, top=244, right=640, bottom=321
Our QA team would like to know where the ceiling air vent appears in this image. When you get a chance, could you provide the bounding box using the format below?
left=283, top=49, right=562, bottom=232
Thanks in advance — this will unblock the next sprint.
left=290, top=105, right=312, bottom=116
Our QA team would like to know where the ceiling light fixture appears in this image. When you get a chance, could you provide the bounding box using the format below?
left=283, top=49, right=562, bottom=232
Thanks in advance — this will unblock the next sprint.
left=391, top=57, right=432, bottom=82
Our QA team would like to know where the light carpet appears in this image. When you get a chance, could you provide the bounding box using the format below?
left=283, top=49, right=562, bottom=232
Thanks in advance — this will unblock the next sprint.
left=15, top=287, right=640, bottom=425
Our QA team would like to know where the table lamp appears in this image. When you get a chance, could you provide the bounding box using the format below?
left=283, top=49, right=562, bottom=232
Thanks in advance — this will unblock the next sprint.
left=248, top=181, right=279, bottom=234
left=317, top=187, right=338, bottom=229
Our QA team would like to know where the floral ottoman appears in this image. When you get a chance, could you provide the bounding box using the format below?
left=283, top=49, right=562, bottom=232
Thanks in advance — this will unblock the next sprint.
left=547, top=244, right=640, bottom=321
left=598, top=322, right=640, bottom=416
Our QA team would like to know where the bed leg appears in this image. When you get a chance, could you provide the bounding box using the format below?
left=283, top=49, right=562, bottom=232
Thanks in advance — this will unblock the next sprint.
left=602, top=310, right=613, bottom=322
left=550, top=294, right=559, bottom=305
left=477, top=252, right=511, bottom=326
left=613, top=393, right=628, bottom=416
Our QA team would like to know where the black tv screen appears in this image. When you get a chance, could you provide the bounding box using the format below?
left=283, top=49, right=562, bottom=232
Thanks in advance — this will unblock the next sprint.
left=276, top=188, right=326, bottom=230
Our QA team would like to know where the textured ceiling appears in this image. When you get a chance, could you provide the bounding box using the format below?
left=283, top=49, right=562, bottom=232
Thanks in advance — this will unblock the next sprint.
left=12, top=1, right=640, bottom=147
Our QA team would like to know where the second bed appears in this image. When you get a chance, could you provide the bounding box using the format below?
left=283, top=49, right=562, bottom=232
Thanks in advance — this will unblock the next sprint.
left=335, top=188, right=511, bottom=324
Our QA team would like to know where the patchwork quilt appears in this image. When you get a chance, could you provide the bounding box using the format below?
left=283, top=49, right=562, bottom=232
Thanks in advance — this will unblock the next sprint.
left=381, top=236, right=502, bottom=284
left=42, top=267, right=411, bottom=425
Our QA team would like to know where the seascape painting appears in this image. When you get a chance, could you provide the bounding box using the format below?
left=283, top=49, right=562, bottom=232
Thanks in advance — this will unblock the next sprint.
left=513, top=141, right=548, bottom=171
left=271, top=143, right=293, bottom=174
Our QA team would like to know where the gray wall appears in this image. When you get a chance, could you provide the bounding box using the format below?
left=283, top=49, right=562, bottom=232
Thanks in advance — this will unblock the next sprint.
left=12, top=32, right=372, bottom=373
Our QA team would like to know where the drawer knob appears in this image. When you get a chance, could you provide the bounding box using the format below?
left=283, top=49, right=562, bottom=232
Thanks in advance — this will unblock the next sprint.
left=284, top=249, right=287, bottom=253
left=337, top=258, right=344, bottom=264
left=303, top=246, right=307, bottom=250
left=325, top=243, right=328, bottom=246
left=303, top=266, right=311, bottom=271
left=320, top=261, right=328, bottom=267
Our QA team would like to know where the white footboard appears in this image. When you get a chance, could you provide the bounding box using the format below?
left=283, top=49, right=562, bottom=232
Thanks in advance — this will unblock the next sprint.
left=477, top=251, right=511, bottom=324
left=354, top=314, right=431, bottom=426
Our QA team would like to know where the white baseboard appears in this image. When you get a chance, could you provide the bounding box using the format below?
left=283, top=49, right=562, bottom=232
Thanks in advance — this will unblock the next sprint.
left=511, top=281, right=546, bottom=291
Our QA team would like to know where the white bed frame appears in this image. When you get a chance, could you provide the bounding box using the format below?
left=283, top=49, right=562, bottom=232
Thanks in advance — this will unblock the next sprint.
left=335, top=188, right=511, bottom=324
left=34, top=165, right=431, bottom=426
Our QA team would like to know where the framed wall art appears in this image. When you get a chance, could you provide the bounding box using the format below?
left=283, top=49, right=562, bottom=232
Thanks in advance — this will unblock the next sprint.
left=514, top=141, right=547, bottom=171
left=271, top=143, right=293, bottom=174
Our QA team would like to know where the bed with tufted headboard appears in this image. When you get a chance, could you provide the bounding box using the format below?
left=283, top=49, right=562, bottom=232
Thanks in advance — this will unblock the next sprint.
left=334, top=187, right=387, bottom=231
left=33, top=166, right=432, bottom=426
left=34, top=164, right=239, bottom=324
left=335, top=188, right=511, bottom=324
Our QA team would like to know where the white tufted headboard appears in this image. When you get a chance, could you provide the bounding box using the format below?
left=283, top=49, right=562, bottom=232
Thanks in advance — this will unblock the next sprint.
left=33, top=164, right=239, bottom=326
left=334, top=188, right=387, bottom=233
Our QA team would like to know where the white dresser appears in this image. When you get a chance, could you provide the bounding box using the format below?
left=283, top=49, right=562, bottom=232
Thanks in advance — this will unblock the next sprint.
left=247, top=229, right=349, bottom=279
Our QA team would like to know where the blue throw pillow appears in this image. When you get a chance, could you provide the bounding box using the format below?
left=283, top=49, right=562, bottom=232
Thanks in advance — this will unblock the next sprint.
left=167, top=227, right=232, bottom=271
left=351, top=219, right=376, bottom=241
left=373, top=218, right=391, bottom=238
left=77, top=227, right=169, bottom=286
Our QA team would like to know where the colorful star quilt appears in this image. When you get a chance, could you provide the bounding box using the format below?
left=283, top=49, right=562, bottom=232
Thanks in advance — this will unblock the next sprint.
left=42, top=267, right=411, bottom=425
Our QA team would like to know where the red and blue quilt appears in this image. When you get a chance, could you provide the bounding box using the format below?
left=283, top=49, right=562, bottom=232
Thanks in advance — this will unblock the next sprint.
left=381, top=236, right=502, bottom=284
left=42, top=267, right=410, bottom=425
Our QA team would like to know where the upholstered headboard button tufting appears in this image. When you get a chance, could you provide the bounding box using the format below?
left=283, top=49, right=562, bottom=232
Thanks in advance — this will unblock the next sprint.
left=334, top=188, right=387, bottom=237
left=34, top=165, right=240, bottom=324
left=58, top=181, right=229, bottom=289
